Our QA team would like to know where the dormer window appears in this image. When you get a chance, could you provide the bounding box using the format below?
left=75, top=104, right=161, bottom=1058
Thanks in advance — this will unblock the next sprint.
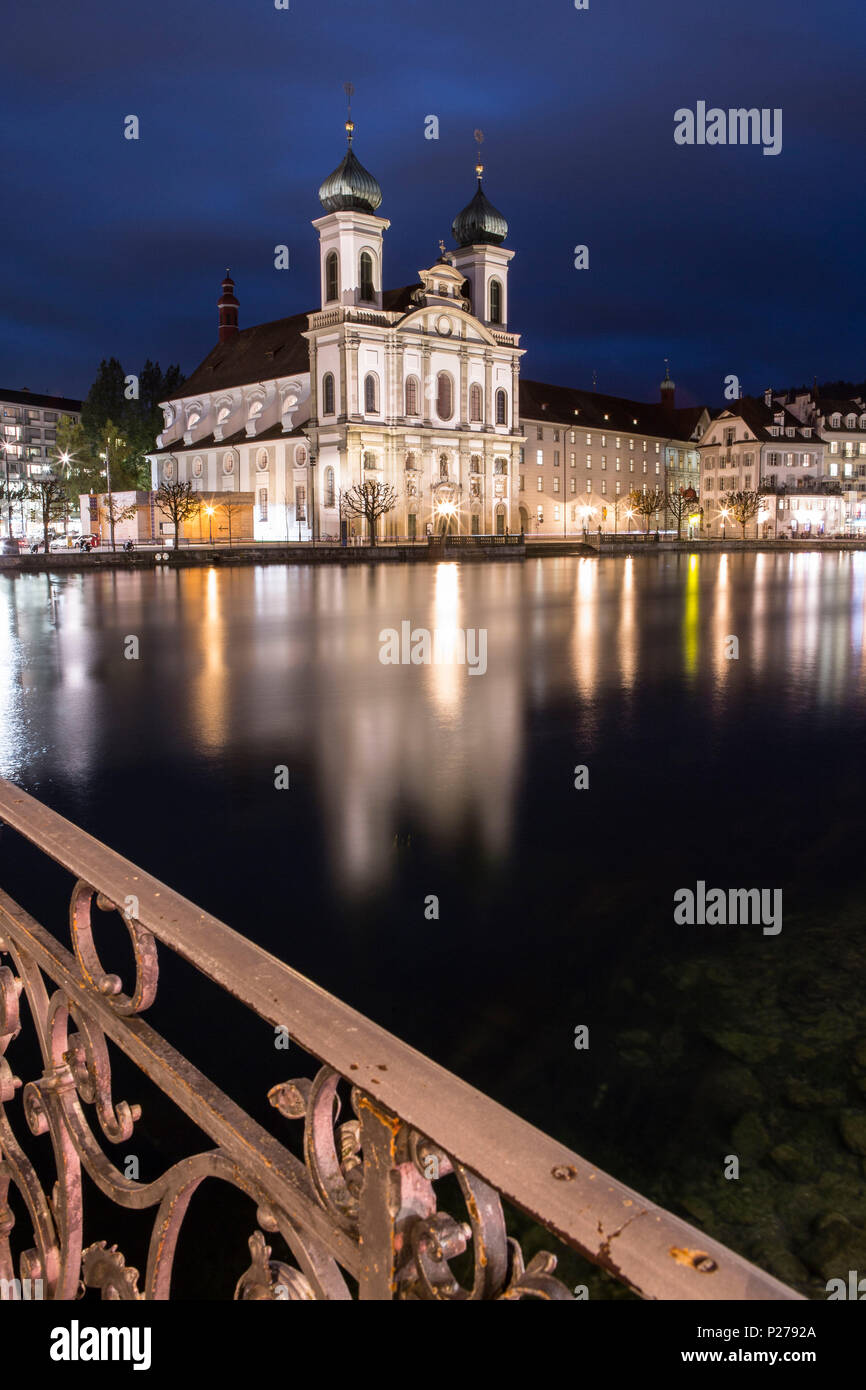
left=831, top=414, right=841, bottom=428
left=248, top=400, right=263, bottom=421
left=186, top=410, right=200, bottom=430
left=217, top=405, right=231, bottom=425
left=847, top=415, right=857, bottom=429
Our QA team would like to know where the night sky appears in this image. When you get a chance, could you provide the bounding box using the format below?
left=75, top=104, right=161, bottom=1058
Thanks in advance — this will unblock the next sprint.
left=4, top=0, right=865, bottom=410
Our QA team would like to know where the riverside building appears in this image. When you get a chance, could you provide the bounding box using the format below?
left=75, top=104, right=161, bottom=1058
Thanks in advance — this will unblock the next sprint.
left=149, top=120, right=708, bottom=542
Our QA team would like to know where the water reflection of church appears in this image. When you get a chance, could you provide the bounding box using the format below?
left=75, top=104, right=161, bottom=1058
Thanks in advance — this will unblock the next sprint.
left=149, top=115, right=705, bottom=542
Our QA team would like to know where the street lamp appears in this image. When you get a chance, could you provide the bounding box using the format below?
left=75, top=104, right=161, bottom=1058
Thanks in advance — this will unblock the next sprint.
left=0, top=441, right=18, bottom=555
left=204, top=505, right=215, bottom=545
left=719, top=506, right=730, bottom=541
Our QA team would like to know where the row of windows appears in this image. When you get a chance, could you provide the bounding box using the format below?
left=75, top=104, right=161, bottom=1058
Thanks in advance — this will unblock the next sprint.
left=522, top=476, right=657, bottom=496
left=533, top=427, right=660, bottom=452
left=320, top=371, right=509, bottom=424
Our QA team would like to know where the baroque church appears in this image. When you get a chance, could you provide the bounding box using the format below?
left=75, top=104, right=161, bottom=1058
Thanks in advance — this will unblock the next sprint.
left=149, top=117, right=706, bottom=542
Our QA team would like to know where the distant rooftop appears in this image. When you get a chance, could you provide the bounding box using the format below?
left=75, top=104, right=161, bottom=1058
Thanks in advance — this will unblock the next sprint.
left=0, top=387, right=82, bottom=412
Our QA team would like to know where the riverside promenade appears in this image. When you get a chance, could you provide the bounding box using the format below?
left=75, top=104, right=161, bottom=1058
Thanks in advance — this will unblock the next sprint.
left=3, top=534, right=866, bottom=573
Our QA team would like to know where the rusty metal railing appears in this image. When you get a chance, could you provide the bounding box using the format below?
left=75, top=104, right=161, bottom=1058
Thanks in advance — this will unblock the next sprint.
left=0, top=780, right=802, bottom=1301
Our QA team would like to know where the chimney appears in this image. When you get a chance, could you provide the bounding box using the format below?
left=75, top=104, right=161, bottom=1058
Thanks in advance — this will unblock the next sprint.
left=764, top=387, right=773, bottom=408
left=660, top=359, right=675, bottom=413
left=218, top=270, right=239, bottom=342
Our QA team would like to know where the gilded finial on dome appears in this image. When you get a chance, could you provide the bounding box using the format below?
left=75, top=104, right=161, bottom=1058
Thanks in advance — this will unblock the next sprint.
left=452, top=131, right=507, bottom=248
left=344, top=82, right=354, bottom=145
left=318, top=86, right=382, bottom=213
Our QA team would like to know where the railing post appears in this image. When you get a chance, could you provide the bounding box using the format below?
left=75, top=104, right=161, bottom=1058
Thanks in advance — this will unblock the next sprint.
left=356, top=1095, right=434, bottom=1301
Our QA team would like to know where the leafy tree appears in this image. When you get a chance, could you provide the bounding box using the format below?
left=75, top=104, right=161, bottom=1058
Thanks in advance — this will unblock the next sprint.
left=21, top=475, right=69, bottom=552
left=79, top=358, right=185, bottom=490
left=722, top=488, right=767, bottom=540
left=54, top=416, right=103, bottom=498
left=339, top=480, right=399, bottom=546
left=626, top=486, right=666, bottom=533
left=155, top=480, right=198, bottom=550
left=97, top=419, right=140, bottom=493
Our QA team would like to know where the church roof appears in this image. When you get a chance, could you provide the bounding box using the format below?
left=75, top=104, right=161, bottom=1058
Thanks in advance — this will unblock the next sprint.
left=179, top=311, right=311, bottom=397
left=178, top=288, right=429, bottom=401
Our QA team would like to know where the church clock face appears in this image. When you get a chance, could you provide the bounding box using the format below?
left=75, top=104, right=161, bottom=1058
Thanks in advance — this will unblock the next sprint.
left=436, top=315, right=453, bottom=337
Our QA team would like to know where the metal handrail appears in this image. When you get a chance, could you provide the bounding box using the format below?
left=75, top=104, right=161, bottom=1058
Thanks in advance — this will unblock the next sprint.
left=0, top=780, right=802, bottom=1301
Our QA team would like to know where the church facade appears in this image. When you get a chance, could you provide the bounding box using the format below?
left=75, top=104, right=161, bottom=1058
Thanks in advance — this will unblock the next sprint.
left=149, top=123, right=705, bottom=542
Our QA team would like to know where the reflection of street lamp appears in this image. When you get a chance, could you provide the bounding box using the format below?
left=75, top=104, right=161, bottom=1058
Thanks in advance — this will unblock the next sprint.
left=204, top=505, right=215, bottom=545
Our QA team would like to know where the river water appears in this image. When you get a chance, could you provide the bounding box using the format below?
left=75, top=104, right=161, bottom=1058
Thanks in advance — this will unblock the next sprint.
left=1, top=551, right=864, bottom=1295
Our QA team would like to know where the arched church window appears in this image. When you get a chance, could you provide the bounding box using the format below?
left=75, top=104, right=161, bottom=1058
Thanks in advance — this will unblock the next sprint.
left=322, top=372, right=335, bottom=416
left=436, top=372, right=454, bottom=422
left=494, top=457, right=507, bottom=475
left=364, top=374, right=379, bottom=413
left=470, top=383, right=483, bottom=422
left=360, top=251, right=375, bottom=301
left=405, top=452, right=417, bottom=471
left=363, top=452, right=378, bottom=470
left=495, top=389, right=508, bottom=426
left=470, top=454, right=481, bottom=473
left=326, top=251, right=338, bottom=303
left=489, top=279, right=502, bottom=324
left=405, top=376, right=419, bottom=416
left=324, top=466, right=335, bottom=507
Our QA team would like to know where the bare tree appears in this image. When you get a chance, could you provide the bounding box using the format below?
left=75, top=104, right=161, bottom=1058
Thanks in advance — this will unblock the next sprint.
left=627, top=486, right=666, bottom=533
left=100, top=494, right=138, bottom=547
left=339, top=480, right=399, bottom=547
left=155, top=480, right=198, bottom=550
left=218, top=495, right=246, bottom=547
left=666, top=486, right=699, bottom=540
left=21, top=475, right=69, bottom=553
left=722, top=488, right=767, bottom=540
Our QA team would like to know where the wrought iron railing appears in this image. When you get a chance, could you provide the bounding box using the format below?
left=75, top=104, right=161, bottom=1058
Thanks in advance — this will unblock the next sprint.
left=0, top=781, right=802, bottom=1301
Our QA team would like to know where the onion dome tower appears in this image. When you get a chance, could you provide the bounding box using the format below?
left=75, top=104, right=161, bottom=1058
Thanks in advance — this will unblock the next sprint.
left=449, top=132, right=514, bottom=328
left=452, top=149, right=508, bottom=248
left=312, top=85, right=390, bottom=311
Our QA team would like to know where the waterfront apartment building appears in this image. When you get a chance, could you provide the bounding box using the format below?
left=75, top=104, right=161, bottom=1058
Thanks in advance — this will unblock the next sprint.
left=0, top=387, right=81, bottom=483
left=148, top=124, right=708, bottom=542
left=518, top=374, right=708, bottom=537
left=698, top=391, right=848, bottom=537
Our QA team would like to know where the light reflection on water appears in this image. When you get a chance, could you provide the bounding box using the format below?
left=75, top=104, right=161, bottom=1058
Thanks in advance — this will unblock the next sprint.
left=0, top=552, right=864, bottom=893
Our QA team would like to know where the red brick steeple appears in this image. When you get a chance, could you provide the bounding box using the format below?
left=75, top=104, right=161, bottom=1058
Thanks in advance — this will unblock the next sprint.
left=218, top=270, right=239, bottom=342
